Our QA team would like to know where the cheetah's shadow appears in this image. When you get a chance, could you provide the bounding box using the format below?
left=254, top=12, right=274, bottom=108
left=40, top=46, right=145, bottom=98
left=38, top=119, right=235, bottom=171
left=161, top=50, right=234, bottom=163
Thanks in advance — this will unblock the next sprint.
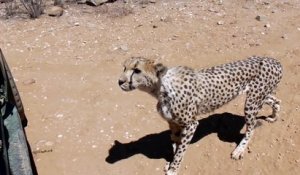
left=105, top=112, right=246, bottom=163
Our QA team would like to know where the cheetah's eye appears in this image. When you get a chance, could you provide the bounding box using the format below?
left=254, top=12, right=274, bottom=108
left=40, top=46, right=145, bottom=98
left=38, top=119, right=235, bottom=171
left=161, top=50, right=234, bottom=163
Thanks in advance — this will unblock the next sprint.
left=133, top=68, right=141, bottom=74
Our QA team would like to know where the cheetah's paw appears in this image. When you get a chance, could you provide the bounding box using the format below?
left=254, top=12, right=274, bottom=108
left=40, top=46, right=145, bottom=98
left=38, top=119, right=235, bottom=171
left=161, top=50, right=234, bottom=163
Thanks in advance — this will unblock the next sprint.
left=164, top=163, right=177, bottom=175
left=231, top=147, right=245, bottom=160
left=166, top=169, right=177, bottom=175
left=164, top=162, right=170, bottom=173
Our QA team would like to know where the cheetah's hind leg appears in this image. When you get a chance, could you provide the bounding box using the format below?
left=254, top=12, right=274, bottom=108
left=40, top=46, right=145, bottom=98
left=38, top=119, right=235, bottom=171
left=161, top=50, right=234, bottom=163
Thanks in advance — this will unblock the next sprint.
left=264, top=95, right=281, bottom=123
left=232, top=94, right=261, bottom=160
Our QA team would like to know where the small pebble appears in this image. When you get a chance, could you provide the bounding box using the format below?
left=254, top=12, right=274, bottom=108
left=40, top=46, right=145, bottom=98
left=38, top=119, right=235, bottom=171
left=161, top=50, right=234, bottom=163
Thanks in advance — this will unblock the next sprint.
left=23, top=79, right=36, bottom=85
left=45, top=141, right=54, bottom=147
left=160, top=16, right=172, bottom=22
left=47, top=6, right=63, bottom=17
left=217, top=21, right=224, bottom=25
left=56, top=114, right=64, bottom=118
left=255, top=15, right=265, bottom=21
left=120, top=45, right=128, bottom=51
left=264, top=23, right=271, bottom=28
left=281, top=34, right=288, bottom=39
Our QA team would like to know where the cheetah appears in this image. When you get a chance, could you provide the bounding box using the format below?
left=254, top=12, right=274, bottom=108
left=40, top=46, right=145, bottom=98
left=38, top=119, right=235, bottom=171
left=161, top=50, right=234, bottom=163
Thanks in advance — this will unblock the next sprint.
left=118, top=56, right=283, bottom=175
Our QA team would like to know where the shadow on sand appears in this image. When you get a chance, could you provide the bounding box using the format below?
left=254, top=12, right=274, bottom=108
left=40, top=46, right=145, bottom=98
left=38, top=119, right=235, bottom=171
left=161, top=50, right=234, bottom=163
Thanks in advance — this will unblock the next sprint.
left=105, top=112, right=247, bottom=163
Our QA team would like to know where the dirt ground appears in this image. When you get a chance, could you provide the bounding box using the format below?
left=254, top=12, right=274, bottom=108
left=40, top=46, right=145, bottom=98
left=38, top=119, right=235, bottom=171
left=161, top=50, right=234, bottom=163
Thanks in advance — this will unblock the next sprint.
left=0, top=0, right=300, bottom=174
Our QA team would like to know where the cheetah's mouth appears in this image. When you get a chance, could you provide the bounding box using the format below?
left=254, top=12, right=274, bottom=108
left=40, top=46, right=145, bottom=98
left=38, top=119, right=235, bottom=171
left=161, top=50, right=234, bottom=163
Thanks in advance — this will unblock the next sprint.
left=120, top=83, right=135, bottom=91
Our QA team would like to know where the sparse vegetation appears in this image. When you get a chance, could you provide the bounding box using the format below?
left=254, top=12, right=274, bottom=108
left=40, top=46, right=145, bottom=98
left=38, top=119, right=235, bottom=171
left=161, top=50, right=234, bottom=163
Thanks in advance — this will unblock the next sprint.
left=2, top=0, right=135, bottom=19
left=4, top=0, right=18, bottom=16
left=20, top=0, right=43, bottom=18
left=3, top=0, right=44, bottom=18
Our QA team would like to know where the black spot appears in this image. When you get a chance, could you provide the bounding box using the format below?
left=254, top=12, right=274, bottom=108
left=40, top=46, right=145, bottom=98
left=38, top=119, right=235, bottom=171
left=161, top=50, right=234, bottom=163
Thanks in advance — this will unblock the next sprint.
left=133, top=68, right=141, bottom=74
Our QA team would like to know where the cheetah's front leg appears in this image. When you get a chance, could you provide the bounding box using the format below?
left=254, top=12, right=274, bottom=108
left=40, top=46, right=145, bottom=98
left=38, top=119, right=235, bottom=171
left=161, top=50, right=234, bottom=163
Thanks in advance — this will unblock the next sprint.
left=165, top=121, right=198, bottom=175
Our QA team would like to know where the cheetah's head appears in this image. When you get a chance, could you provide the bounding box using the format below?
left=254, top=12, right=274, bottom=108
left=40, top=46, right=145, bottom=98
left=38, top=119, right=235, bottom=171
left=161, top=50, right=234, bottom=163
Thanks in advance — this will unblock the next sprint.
left=118, top=57, right=166, bottom=93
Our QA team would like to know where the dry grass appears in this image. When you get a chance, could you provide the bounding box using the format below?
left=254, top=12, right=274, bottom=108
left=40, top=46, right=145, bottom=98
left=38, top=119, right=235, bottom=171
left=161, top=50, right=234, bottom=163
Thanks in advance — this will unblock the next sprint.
left=2, top=0, right=43, bottom=18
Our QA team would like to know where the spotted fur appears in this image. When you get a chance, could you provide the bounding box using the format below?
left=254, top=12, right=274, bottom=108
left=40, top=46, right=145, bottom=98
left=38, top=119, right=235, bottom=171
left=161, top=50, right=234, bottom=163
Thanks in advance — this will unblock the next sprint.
left=118, top=56, right=283, bottom=175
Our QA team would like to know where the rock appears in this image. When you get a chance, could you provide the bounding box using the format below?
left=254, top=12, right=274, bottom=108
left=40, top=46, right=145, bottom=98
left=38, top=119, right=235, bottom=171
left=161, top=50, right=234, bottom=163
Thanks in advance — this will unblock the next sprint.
left=45, top=141, right=54, bottom=147
left=35, top=140, right=54, bottom=151
left=160, top=16, right=172, bottom=23
left=120, top=45, right=128, bottom=52
left=208, top=8, right=218, bottom=13
left=47, top=6, right=63, bottom=17
left=217, top=21, right=224, bottom=25
left=86, top=0, right=108, bottom=6
left=255, top=16, right=260, bottom=21
left=281, top=34, right=288, bottom=39
left=149, top=0, right=156, bottom=3
left=255, top=15, right=265, bottom=21
left=264, top=23, right=271, bottom=28
left=56, top=113, right=64, bottom=118
left=22, top=78, right=36, bottom=85
left=249, top=43, right=261, bottom=47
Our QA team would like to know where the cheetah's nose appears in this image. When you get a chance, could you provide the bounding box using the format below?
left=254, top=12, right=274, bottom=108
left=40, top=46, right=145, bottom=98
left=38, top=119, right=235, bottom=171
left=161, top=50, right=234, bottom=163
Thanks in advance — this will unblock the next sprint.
left=118, top=80, right=125, bottom=86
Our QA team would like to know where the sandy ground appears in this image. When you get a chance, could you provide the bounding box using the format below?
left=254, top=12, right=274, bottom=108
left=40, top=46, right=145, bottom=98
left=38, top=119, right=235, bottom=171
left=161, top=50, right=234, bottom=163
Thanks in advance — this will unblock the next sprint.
left=0, top=0, right=300, bottom=174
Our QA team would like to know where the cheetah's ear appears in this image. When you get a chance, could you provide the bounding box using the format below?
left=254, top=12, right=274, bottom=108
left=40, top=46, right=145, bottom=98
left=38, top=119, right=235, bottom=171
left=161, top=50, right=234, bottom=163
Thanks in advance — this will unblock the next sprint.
left=114, top=140, right=122, bottom=145
left=146, top=59, right=155, bottom=65
left=154, top=63, right=167, bottom=77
